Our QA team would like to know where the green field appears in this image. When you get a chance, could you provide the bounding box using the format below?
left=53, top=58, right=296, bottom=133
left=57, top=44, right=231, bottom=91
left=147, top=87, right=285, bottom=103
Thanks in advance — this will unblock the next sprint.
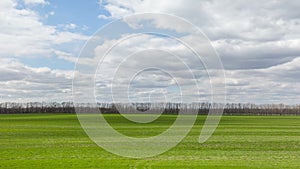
left=0, top=114, right=299, bottom=169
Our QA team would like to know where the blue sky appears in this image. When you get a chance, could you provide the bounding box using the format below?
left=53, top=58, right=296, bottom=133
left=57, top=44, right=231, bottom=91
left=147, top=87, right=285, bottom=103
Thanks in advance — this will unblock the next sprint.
left=16, top=0, right=111, bottom=70
left=43, top=0, right=110, bottom=34
left=1, top=0, right=300, bottom=104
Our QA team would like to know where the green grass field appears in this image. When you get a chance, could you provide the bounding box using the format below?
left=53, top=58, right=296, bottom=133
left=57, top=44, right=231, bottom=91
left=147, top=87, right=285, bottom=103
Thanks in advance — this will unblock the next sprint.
left=0, top=114, right=299, bottom=169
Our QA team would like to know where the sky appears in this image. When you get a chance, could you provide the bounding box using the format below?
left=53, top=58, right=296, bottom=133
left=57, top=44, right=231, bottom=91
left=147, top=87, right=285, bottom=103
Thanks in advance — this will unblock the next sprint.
left=0, top=0, right=300, bottom=104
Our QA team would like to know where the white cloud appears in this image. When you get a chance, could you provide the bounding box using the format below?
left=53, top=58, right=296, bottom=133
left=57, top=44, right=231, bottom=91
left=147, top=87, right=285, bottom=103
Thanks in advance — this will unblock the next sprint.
left=1, top=0, right=299, bottom=103
left=0, top=0, right=89, bottom=102
left=0, top=0, right=88, bottom=57
left=72, top=32, right=220, bottom=103
left=23, top=0, right=49, bottom=5
left=95, top=0, right=300, bottom=104
left=49, top=11, right=55, bottom=16
left=100, top=0, right=300, bottom=69
left=63, top=23, right=77, bottom=30
left=0, top=58, right=73, bottom=102
left=54, top=50, right=78, bottom=63
left=98, top=14, right=110, bottom=20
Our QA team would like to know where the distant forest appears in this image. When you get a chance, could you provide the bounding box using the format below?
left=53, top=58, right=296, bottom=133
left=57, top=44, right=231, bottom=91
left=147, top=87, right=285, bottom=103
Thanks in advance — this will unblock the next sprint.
left=0, top=102, right=300, bottom=115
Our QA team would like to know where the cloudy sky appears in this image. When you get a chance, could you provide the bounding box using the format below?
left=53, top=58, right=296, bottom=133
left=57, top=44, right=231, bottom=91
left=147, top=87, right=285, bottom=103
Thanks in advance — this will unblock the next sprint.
left=1, top=0, right=300, bottom=104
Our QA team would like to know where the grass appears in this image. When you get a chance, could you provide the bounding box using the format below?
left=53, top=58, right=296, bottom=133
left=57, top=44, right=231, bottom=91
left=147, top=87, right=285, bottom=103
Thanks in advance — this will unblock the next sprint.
left=0, top=114, right=299, bottom=169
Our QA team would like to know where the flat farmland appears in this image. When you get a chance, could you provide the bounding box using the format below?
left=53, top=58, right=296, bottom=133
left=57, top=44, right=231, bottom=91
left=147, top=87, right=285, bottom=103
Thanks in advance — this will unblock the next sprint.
left=0, top=114, right=299, bottom=169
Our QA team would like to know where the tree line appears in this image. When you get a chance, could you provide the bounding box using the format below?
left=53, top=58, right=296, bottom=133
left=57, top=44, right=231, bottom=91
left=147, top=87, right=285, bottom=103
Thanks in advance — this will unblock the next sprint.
left=0, top=102, right=299, bottom=115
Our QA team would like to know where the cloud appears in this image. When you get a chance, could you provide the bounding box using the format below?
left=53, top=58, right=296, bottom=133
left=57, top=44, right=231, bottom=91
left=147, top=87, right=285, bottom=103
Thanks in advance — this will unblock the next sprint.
left=93, top=0, right=300, bottom=104
left=0, top=58, right=73, bottom=102
left=0, top=0, right=88, bottom=58
left=99, top=0, right=300, bottom=69
left=72, top=32, right=220, bottom=103
left=98, top=14, right=111, bottom=20
left=23, top=0, right=49, bottom=5
left=54, top=50, right=78, bottom=63
left=222, top=56, right=300, bottom=104
left=1, top=0, right=299, bottom=104
left=60, top=23, right=78, bottom=30
left=0, top=0, right=89, bottom=102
